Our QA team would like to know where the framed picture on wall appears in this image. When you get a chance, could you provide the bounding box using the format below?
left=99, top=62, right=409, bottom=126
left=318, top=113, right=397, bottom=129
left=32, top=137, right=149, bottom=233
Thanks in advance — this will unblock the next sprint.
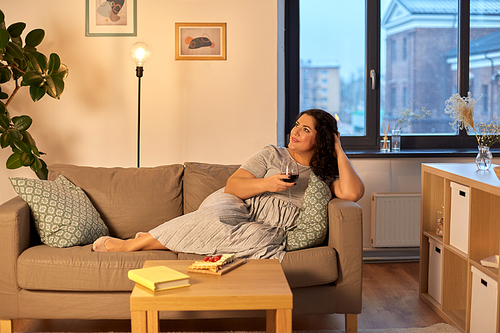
left=86, top=0, right=137, bottom=37
left=175, top=23, right=227, bottom=60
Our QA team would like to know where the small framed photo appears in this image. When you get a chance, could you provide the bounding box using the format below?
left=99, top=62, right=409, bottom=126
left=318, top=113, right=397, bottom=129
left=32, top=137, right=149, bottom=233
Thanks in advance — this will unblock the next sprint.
left=175, top=23, right=226, bottom=60
left=86, top=0, right=137, bottom=37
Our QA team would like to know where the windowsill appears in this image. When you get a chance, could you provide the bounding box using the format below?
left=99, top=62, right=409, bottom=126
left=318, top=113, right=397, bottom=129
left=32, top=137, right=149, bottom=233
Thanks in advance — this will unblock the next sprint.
left=345, top=148, right=500, bottom=158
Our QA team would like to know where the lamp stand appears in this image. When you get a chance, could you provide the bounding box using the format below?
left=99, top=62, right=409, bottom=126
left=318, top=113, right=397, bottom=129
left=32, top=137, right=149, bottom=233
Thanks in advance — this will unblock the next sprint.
left=136, top=66, right=143, bottom=168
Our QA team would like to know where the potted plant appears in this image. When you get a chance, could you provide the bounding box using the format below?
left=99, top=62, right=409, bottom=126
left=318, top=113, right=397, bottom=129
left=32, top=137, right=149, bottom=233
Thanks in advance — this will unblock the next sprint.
left=0, top=10, right=68, bottom=179
left=445, top=92, right=500, bottom=170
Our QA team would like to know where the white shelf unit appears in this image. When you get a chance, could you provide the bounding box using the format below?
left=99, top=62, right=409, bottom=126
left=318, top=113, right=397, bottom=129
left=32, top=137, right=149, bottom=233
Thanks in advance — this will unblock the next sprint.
left=420, top=163, right=500, bottom=333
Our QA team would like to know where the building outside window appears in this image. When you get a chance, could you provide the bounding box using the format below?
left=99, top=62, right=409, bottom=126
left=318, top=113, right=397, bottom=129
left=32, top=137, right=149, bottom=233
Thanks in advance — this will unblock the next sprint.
left=289, top=0, right=500, bottom=150
left=403, top=37, right=407, bottom=61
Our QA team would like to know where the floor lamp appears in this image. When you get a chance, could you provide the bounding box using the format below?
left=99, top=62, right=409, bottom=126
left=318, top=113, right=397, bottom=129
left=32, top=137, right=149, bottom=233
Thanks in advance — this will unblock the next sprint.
left=130, top=42, right=151, bottom=168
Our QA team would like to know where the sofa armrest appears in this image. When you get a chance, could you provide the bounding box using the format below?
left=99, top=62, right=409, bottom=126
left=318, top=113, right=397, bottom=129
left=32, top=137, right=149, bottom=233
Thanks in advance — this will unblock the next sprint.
left=0, top=196, right=32, bottom=318
left=327, top=198, right=363, bottom=313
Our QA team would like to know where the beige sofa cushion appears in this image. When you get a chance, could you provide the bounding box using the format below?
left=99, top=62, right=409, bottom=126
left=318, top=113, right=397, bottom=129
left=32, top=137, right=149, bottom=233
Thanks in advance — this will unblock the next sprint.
left=48, top=164, right=184, bottom=239
left=179, top=246, right=338, bottom=289
left=18, top=245, right=178, bottom=291
left=183, top=162, right=239, bottom=214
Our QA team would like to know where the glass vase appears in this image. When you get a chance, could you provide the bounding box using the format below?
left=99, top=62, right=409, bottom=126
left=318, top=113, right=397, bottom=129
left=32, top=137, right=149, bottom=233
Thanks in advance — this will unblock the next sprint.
left=391, top=129, right=401, bottom=152
left=475, top=145, right=492, bottom=171
left=380, top=139, right=390, bottom=152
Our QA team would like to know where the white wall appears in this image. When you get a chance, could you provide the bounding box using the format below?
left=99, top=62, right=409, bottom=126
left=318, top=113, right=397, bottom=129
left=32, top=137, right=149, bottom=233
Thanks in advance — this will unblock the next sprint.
left=0, top=2, right=474, bottom=249
left=1, top=0, right=278, bottom=200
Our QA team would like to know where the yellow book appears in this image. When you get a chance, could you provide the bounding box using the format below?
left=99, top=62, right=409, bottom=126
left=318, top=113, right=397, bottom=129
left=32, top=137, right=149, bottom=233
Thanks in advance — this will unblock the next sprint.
left=128, top=265, right=190, bottom=291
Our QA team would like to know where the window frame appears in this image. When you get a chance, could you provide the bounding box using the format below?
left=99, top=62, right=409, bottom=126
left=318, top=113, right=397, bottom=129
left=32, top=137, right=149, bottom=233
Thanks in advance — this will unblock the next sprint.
left=285, top=0, right=484, bottom=151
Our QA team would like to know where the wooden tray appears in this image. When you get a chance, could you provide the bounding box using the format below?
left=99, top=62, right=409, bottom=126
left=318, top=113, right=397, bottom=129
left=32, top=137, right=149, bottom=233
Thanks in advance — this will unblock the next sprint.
left=187, top=259, right=247, bottom=275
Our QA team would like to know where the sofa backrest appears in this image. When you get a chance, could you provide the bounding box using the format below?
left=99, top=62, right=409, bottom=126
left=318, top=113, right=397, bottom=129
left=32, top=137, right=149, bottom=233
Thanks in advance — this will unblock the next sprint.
left=48, top=164, right=184, bottom=239
left=183, top=162, right=240, bottom=214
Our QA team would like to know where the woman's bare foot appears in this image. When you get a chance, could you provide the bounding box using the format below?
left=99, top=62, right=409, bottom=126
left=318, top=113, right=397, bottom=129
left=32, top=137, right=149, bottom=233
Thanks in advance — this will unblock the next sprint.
left=135, top=232, right=148, bottom=239
left=93, top=234, right=168, bottom=252
left=93, top=236, right=129, bottom=252
left=93, top=236, right=112, bottom=252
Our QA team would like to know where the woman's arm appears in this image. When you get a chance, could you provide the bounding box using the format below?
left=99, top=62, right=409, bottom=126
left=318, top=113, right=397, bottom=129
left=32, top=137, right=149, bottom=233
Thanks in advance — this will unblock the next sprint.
left=224, top=169, right=294, bottom=200
left=331, top=133, right=365, bottom=202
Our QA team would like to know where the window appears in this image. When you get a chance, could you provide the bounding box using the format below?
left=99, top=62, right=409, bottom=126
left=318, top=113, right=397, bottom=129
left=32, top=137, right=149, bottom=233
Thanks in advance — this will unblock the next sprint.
left=391, top=39, right=397, bottom=62
left=403, top=86, right=407, bottom=109
left=482, top=84, right=488, bottom=115
left=390, top=86, right=397, bottom=112
left=285, top=0, right=500, bottom=150
left=403, top=37, right=407, bottom=61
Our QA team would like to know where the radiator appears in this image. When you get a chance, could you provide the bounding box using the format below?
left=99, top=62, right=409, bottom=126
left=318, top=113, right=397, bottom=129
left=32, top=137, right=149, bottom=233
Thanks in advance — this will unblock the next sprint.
left=370, top=192, right=421, bottom=248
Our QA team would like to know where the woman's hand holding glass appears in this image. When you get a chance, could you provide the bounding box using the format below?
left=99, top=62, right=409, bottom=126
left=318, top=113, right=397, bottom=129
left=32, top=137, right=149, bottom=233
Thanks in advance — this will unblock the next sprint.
left=265, top=173, right=296, bottom=193
left=281, top=159, right=299, bottom=207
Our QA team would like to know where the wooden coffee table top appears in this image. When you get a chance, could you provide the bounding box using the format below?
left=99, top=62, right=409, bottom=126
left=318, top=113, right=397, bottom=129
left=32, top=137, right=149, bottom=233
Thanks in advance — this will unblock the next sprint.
left=130, top=259, right=293, bottom=312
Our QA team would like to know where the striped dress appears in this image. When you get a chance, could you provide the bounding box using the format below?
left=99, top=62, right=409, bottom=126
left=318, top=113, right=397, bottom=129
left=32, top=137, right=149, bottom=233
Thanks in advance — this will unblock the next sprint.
left=149, top=145, right=311, bottom=261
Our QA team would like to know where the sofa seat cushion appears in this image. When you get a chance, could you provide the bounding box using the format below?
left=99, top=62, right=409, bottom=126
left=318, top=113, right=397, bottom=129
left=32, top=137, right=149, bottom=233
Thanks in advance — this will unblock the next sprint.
left=18, top=245, right=178, bottom=291
left=179, top=246, right=338, bottom=289
left=48, top=164, right=184, bottom=239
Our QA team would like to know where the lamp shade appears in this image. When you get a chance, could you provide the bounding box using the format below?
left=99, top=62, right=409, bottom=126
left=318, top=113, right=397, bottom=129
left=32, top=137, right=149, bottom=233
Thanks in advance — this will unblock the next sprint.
left=130, top=42, right=151, bottom=66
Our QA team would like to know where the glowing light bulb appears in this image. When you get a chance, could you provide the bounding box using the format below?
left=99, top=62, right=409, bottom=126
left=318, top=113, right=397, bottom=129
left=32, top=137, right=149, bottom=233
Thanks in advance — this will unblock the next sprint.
left=130, top=42, right=151, bottom=66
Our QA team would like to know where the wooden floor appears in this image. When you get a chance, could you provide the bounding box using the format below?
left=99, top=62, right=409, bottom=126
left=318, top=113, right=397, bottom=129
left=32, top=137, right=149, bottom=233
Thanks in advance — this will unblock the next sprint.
left=13, top=262, right=445, bottom=332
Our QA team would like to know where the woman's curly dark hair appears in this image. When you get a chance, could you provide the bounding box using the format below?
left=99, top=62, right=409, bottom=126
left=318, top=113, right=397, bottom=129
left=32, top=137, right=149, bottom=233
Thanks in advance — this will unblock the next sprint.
left=296, top=109, right=339, bottom=182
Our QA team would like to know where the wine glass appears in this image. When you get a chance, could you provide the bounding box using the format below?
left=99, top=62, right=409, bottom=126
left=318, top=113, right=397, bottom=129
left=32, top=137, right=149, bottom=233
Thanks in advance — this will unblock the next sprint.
left=281, top=159, right=299, bottom=207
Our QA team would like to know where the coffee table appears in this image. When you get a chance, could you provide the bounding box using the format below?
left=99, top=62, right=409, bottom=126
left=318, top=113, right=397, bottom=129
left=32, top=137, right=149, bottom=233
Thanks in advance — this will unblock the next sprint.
left=130, top=259, right=293, bottom=333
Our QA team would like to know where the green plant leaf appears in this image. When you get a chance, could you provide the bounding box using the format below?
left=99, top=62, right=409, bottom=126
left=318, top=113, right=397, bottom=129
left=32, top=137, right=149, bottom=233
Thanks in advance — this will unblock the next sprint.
left=19, top=152, right=34, bottom=166
left=11, top=35, right=22, bottom=48
left=12, top=115, right=32, bottom=131
left=45, top=76, right=64, bottom=99
left=0, top=132, right=10, bottom=148
left=51, top=63, right=69, bottom=80
left=30, top=143, right=39, bottom=156
left=7, top=128, right=22, bottom=141
left=30, top=154, right=42, bottom=171
left=29, top=84, right=45, bottom=102
left=33, top=158, right=48, bottom=180
left=6, top=152, right=22, bottom=169
left=0, top=28, right=9, bottom=49
left=0, top=66, right=12, bottom=84
left=21, top=71, right=43, bottom=86
left=25, top=28, right=44, bottom=48
left=22, top=131, right=39, bottom=156
left=14, top=138, right=31, bottom=154
left=7, top=22, right=25, bottom=38
left=28, top=51, right=47, bottom=74
left=0, top=113, right=9, bottom=129
left=48, top=53, right=60, bottom=75
left=23, top=130, right=36, bottom=145
left=5, top=41, right=24, bottom=60
left=11, top=60, right=27, bottom=80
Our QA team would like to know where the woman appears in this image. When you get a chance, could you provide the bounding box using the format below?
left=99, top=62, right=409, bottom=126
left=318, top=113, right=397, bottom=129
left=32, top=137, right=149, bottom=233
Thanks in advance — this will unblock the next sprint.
left=93, top=109, right=364, bottom=259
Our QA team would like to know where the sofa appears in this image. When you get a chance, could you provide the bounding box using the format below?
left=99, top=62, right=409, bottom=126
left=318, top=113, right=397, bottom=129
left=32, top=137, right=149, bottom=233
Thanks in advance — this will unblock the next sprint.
left=0, top=162, right=363, bottom=333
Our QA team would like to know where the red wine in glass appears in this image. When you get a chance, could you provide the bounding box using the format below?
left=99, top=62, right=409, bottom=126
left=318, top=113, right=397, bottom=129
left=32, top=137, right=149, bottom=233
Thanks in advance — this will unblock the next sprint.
left=281, top=159, right=299, bottom=206
left=282, top=173, right=299, bottom=183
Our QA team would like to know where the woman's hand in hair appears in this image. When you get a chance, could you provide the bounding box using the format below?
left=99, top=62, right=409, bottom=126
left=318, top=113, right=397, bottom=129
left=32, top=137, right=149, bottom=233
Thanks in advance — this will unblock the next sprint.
left=330, top=133, right=365, bottom=202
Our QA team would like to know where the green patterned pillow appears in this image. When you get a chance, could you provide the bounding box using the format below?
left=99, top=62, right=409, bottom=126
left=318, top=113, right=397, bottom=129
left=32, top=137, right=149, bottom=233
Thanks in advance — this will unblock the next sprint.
left=9, top=175, right=109, bottom=248
left=286, top=171, right=332, bottom=251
